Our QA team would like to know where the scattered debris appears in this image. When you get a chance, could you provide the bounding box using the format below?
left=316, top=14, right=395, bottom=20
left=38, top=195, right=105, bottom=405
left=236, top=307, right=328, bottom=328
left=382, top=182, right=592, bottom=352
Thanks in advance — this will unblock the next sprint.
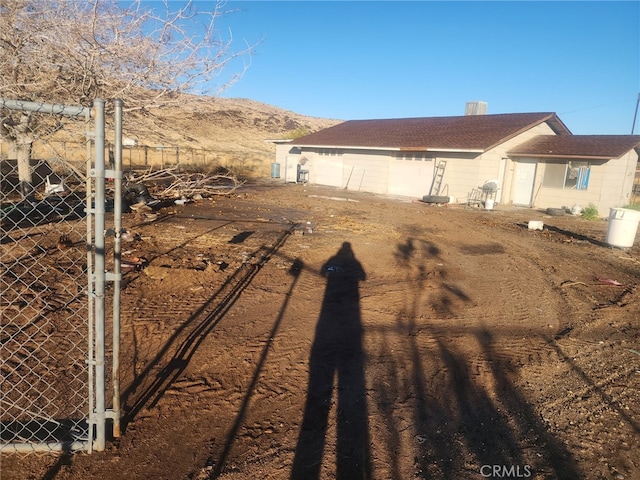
left=121, top=256, right=148, bottom=271
left=308, top=194, right=359, bottom=203
left=120, top=230, right=141, bottom=242
left=56, top=234, right=73, bottom=250
left=561, top=278, right=626, bottom=288
left=142, top=213, right=159, bottom=222
left=598, top=278, right=624, bottom=286
left=293, top=225, right=314, bottom=236
left=44, top=174, right=65, bottom=195
left=528, top=220, right=544, bottom=231
left=129, top=201, right=154, bottom=213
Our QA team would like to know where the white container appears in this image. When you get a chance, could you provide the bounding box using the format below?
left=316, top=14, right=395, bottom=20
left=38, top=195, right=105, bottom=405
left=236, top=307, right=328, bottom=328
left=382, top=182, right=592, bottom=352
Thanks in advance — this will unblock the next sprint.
left=606, top=208, right=640, bottom=248
left=485, top=198, right=495, bottom=210
left=528, top=220, right=544, bottom=231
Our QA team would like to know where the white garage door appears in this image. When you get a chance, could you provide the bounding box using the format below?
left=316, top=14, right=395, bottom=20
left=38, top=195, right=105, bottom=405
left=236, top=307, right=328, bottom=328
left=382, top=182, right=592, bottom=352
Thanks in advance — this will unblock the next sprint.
left=388, top=154, right=434, bottom=198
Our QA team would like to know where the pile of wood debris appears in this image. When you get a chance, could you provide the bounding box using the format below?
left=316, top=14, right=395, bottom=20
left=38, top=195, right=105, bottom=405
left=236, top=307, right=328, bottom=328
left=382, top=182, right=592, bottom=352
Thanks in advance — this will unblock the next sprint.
left=124, top=167, right=243, bottom=200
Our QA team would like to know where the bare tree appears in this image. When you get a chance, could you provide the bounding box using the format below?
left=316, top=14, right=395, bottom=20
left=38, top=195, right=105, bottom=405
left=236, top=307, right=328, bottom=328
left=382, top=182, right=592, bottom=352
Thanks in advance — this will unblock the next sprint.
left=0, top=0, right=254, bottom=197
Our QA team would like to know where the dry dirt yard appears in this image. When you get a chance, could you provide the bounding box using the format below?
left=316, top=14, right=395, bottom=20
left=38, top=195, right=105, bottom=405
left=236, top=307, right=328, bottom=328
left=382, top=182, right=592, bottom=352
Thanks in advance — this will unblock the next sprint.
left=4, top=180, right=640, bottom=480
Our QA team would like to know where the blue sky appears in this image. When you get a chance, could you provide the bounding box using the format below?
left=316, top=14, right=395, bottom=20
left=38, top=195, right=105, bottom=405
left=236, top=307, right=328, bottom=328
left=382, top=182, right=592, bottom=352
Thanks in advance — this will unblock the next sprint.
left=209, top=1, right=640, bottom=134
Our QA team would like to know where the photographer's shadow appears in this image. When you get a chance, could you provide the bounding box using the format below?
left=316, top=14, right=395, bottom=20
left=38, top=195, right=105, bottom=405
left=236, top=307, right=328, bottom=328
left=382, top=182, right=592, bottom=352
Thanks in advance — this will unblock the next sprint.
left=291, top=242, right=371, bottom=480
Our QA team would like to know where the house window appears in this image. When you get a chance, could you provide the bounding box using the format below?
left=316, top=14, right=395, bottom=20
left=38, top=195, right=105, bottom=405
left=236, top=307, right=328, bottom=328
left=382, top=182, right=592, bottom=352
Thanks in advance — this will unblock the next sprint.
left=318, top=149, right=342, bottom=156
left=397, top=152, right=428, bottom=161
left=542, top=161, right=590, bottom=190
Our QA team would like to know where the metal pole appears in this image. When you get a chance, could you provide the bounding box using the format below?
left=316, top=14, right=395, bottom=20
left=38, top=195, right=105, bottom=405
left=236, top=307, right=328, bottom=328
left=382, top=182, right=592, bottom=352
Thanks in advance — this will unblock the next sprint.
left=85, top=106, right=95, bottom=454
left=631, top=92, right=640, bottom=135
left=112, top=99, right=123, bottom=438
left=92, top=99, right=106, bottom=452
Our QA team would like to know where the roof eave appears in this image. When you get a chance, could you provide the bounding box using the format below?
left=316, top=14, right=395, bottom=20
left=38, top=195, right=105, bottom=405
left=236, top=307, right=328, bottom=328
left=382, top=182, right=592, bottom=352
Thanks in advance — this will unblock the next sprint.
left=510, top=152, right=614, bottom=160
left=293, top=144, right=484, bottom=153
left=293, top=144, right=398, bottom=151
left=426, top=147, right=484, bottom=153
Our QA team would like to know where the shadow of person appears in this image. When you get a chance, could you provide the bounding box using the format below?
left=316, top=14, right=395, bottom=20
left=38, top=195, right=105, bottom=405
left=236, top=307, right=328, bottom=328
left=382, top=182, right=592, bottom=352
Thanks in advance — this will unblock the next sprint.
left=291, top=242, right=371, bottom=480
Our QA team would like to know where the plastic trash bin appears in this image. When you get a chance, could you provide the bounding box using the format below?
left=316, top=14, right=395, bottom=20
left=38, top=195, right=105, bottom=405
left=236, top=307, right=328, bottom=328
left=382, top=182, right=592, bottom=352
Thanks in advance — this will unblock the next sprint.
left=605, top=208, right=640, bottom=248
left=271, top=163, right=280, bottom=178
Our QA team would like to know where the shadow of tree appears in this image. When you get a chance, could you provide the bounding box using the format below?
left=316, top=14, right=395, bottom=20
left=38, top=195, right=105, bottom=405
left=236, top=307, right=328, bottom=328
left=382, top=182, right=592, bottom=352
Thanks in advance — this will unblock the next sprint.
left=372, top=236, right=582, bottom=479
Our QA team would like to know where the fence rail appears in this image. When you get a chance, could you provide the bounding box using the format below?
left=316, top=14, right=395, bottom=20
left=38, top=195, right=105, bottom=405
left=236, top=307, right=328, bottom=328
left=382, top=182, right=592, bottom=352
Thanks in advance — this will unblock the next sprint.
left=0, top=139, right=273, bottom=176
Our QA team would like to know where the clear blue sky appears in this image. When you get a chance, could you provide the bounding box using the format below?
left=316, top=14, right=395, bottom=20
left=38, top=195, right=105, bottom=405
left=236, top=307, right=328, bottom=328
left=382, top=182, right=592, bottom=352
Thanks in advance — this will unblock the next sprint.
left=209, top=1, right=640, bottom=135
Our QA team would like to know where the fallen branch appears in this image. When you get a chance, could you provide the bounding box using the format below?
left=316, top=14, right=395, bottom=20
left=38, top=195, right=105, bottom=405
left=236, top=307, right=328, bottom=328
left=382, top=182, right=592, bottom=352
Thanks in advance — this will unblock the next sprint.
left=124, top=167, right=244, bottom=199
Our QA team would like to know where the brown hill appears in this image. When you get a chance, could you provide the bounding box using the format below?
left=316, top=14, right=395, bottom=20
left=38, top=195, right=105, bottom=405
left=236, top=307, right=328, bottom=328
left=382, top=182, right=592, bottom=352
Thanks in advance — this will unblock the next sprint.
left=118, top=94, right=341, bottom=174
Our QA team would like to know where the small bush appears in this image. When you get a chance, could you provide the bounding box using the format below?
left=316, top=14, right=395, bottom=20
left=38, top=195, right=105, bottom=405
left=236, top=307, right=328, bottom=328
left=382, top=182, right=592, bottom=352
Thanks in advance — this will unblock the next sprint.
left=581, top=203, right=599, bottom=220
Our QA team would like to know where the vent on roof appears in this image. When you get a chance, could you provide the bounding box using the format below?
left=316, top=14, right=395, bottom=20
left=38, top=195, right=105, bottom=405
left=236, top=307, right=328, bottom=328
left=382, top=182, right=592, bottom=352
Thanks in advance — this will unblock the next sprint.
left=465, top=101, right=488, bottom=116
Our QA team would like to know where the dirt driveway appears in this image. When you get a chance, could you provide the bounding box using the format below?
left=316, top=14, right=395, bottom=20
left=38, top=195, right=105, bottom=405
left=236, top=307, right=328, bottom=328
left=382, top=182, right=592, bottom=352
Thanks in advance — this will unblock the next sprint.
left=4, top=180, right=640, bottom=480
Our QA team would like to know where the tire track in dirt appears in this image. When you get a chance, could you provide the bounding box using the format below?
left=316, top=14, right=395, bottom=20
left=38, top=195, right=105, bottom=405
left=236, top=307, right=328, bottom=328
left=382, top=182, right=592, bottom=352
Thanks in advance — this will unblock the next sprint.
left=453, top=212, right=640, bottom=479
left=374, top=210, right=587, bottom=478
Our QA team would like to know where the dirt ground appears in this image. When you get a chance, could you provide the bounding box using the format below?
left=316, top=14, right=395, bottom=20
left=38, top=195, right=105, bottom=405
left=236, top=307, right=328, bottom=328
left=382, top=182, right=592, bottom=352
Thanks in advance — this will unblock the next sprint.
left=3, top=179, right=640, bottom=480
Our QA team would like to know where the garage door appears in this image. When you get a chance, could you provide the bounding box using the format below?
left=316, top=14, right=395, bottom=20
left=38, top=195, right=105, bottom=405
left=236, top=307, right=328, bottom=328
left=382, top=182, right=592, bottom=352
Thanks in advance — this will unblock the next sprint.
left=388, top=155, right=434, bottom=198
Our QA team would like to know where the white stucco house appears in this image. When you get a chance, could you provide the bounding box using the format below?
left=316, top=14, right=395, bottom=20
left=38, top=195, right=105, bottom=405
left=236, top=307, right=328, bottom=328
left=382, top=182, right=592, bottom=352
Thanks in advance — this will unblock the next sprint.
left=271, top=112, right=640, bottom=215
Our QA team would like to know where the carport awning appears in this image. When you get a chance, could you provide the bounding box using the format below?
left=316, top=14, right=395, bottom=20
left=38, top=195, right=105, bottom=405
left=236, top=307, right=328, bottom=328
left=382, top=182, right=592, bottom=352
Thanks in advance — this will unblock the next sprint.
left=509, top=135, right=640, bottom=160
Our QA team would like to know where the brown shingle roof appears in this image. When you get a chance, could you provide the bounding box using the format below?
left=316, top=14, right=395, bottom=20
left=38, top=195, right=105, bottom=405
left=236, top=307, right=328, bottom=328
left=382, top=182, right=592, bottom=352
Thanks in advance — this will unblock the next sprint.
left=509, top=135, right=640, bottom=159
left=292, top=112, right=571, bottom=151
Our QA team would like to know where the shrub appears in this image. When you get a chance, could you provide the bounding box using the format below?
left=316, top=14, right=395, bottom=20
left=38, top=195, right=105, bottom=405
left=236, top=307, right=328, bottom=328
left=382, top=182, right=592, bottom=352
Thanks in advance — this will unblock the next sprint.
left=581, top=203, right=599, bottom=220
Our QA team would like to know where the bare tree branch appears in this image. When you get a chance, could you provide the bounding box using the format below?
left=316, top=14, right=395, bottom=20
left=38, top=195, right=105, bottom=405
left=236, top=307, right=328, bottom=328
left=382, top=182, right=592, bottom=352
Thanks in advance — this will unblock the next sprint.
left=0, top=0, right=257, bottom=195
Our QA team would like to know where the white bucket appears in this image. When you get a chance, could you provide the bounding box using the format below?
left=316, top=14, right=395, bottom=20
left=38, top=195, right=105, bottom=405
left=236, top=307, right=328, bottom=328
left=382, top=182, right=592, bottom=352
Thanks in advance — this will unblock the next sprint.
left=606, top=208, right=640, bottom=248
left=485, top=198, right=495, bottom=211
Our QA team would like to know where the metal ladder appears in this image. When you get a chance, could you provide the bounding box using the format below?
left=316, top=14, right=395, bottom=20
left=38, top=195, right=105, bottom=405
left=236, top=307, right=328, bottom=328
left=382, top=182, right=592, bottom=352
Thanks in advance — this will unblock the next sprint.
left=429, top=160, right=447, bottom=195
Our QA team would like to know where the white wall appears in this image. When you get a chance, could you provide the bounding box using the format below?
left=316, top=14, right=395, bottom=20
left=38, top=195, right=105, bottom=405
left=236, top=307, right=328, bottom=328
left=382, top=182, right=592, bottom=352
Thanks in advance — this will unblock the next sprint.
left=343, top=150, right=390, bottom=194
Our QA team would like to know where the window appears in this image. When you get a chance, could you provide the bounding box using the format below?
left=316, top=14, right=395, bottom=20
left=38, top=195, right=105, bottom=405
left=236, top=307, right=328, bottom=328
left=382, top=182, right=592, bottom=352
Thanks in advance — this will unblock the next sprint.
left=396, top=152, right=430, bottom=161
left=542, top=161, right=590, bottom=190
left=566, top=161, right=590, bottom=190
left=318, top=149, right=342, bottom=156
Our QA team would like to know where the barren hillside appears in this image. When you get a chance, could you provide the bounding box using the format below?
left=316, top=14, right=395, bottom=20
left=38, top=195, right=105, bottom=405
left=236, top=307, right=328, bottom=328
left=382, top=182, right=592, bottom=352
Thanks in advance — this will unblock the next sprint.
left=4, top=94, right=341, bottom=176
left=120, top=94, right=341, bottom=159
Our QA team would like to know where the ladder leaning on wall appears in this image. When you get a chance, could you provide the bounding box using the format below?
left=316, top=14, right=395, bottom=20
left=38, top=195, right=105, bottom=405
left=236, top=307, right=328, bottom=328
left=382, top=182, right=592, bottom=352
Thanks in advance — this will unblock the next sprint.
left=429, top=160, right=447, bottom=196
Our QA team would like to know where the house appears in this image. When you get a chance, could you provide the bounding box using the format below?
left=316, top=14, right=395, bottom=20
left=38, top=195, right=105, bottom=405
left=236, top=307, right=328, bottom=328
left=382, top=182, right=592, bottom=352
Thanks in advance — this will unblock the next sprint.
left=507, top=135, right=640, bottom=215
left=272, top=112, right=640, bottom=216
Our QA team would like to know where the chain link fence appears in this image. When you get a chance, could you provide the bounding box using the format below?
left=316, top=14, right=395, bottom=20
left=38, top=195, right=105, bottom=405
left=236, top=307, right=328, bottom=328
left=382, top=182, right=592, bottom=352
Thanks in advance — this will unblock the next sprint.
left=0, top=139, right=272, bottom=176
left=1, top=99, right=121, bottom=453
